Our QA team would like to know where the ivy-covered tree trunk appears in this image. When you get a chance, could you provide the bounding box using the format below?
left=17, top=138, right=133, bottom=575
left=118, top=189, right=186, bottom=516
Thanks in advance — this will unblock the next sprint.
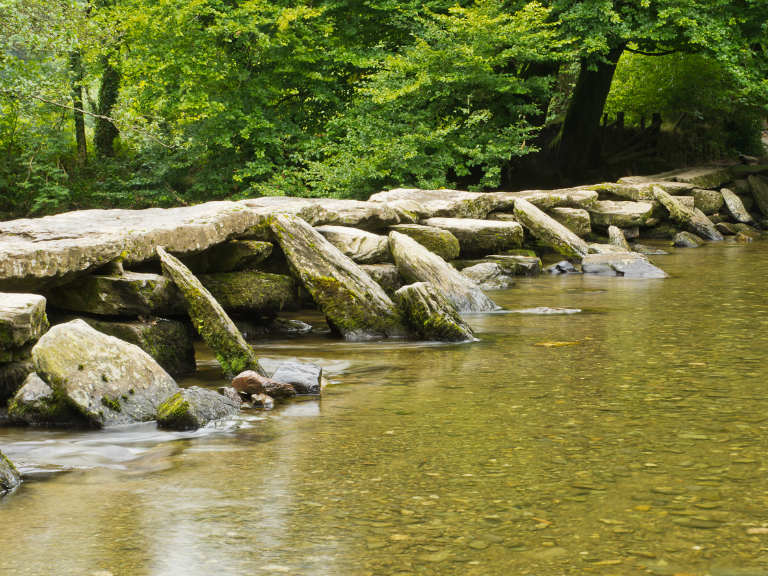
left=69, top=51, right=87, bottom=164
left=94, top=57, right=120, bottom=157
left=554, top=45, right=626, bottom=177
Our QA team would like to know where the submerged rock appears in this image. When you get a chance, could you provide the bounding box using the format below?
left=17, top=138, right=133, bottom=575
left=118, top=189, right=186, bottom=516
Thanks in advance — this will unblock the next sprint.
left=513, top=199, right=589, bottom=260
left=510, top=307, right=581, bottom=315
left=545, top=261, right=579, bottom=275
left=461, top=263, right=515, bottom=290
left=200, top=270, right=297, bottom=315
left=482, top=254, right=542, bottom=276
left=394, top=282, right=474, bottom=342
left=315, top=225, right=391, bottom=264
left=422, top=217, right=523, bottom=257
left=389, top=231, right=497, bottom=313
left=31, top=319, right=178, bottom=427
left=157, top=246, right=264, bottom=378
left=271, top=361, right=322, bottom=395
left=608, top=226, right=631, bottom=251
left=581, top=252, right=667, bottom=278
left=0, top=450, right=20, bottom=496
left=388, top=224, right=460, bottom=261
left=358, top=264, right=403, bottom=295
left=550, top=207, right=591, bottom=236
left=156, top=386, right=240, bottom=431
left=270, top=215, right=406, bottom=340
left=8, top=373, right=84, bottom=426
left=232, top=370, right=296, bottom=400
left=674, top=231, right=703, bottom=248
left=0, top=293, right=49, bottom=352
left=721, top=188, right=754, bottom=224
left=181, top=240, right=273, bottom=274
left=747, top=175, right=768, bottom=216
left=588, top=200, right=654, bottom=228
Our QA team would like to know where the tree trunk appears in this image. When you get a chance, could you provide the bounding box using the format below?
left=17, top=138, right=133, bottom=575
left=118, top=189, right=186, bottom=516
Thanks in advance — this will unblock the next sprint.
left=553, top=44, right=625, bottom=177
left=94, top=56, right=120, bottom=157
left=69, top=51, right=87, bottom=165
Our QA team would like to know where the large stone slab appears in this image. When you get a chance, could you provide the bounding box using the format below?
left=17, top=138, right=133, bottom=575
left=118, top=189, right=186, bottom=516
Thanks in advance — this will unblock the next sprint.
left=156, top=386, right=240, bottom=431
left=422, top=218, right=523, bottom=257
left=652, top=187, right=723, bottom=241
left=242, top=197, right=403, bottom=230
left=550, top=207, right=591, bottom=236
left=460, top=263, right=515, bottom=290
left=315, top=225, right=390, bottom=264
left=581, top=252, right=667, bottom=279
left=458, top=254, right=542, bottom=277
left=692, top=189, right=724, bottom=215
left=158, top=247, right=264, bottom=378
left=32, top=319, right=178, bottom=427
left=601, top=179, right=695, bottom=201
left=270, top=215, right=406, bottom=340
left=489, top=189, right=598, bottom=211
left=747, top=175, right=768, bottom=216
left=608, top=226, right=631, bottom=251
left=721, top=188, right=754, bottom=223
left=1, top=450, right=20, bottom=496
left=368, top=188, right=499, bottom=220
left=388, top=224, right=460, bottom=261
left=394, top=282, right=474, bottom=342
left=664, top=166, right=733, bottom=189
left=359, top=264, right=403, bottom=295
left=200, top=270, right=297, bottom=315
left=0, top=201, right=264, bottom=290
left=389, top=231, right=497, bottom=312
left=588, top=200, right=654, bottom=228
left=0, top=293, right=48, bottom=351
left=513, top=199, right=589, bottom=260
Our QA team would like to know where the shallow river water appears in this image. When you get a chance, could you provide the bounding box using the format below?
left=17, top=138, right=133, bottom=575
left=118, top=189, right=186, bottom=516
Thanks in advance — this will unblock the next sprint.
left=2, top=240, right=768, bottom=576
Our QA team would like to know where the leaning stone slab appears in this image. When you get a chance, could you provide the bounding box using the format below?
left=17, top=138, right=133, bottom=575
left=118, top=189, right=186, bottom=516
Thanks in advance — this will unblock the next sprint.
left=747, top=175, right=768, bottom=216
left=8, top=372, right=84, bottom=426
left=1, top=450, right=20, bottom=496
left=389, top=231, right=497, bottom=313
left=368, top=188, right=499, bottom=220
left=271, top=215, right=407, bottom=340
left=181, top=240, right=273, bottom=274
left=0, top=293, right=48, bottom=351
left=158, top=247, right=264, bottom=378
left=588, top=200, right=654, bottom=228
left=200, top=270, right=297, bottom=315
left=513, top=199, right=589, bottom=260
left=394, top=282, right=474, bottom=342
left=550, top=207, right=591, bottom=236
left=489, top=189, right=598, bottom=211
left=422, top=217, right=523, bottom=257
left=653, top=187, right=723, bottom=241
left=46, top=272, right=184, bottom=317
left=271, top=361, right=322, bottom=395
left=156, top=386, right=240, bottom=431
left=388, top=224, right=460, bottom=261
left=359, top=264, right=403, bottom=295
left=608, top=226, right=631, bottom=251
left=460, top=263, right=515, bottom=290
left=315, top=225, right=391, bottom=264
left=721, top=188, right=754, bottom=224
left=692, top=189, right=724, bottom=215
left=581, top=252, right=667, bottom=279
left=0, top=201, right=264, bottom=291
left=32, top=319, right=178, bottom=427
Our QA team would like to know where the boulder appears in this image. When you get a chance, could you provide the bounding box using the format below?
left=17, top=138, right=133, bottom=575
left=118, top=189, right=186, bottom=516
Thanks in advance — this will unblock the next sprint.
left=243, top=197, right=402, bottom=230
left=158, top=247, right=264, bottom=378
left=0, top=360, right=32, bottom=406
left=550, top=207, right=591, bottom=236
left=250, top=393, right=274, bottom=410
left=736, top=232, right=753, bottom=243
left=716, top=222, right=737, bottom=236
left=31, top=319, right=178, bottom=427
left=513, top=199, right=589, bottom=260
left=232, top=370, right=296, bottom=400
left=156, top=386, right=240, bottom=431
left=271, top=361, right=322, bottom=395
left=46, top=272, right=184, bottom=317
left=422, top=217, right=523, bottom=257
left=489, top=189, right=598, bottom=210
left=747, top=175, right=768, bottom=216
left=0, top=450, right=20, bottom=496
left=200, top=270, right=297, bottom=315
left=181, top=240, right=273, bottom=274
left=0, top=201, right=265, bottom=291
left=315, top=225, right=390, bottom=264
left=358, top=264, right=403, bottom=295
left=459, top=254, right=542, bottom=277
left=652, top=187, right=723, bottom=241
left=545, top=261, right=579, bottom=274
left=460, top=263, right=515, bottom=290
left=0, top=293, right=49, bottom=352
left=588, top=200, right=654, bottom=228
left=692, top=189, right=724, bottom=215
left=581, top=253, right=667, bottom=278
left=8, top=372, right=85, bottom=426
left=674, top=231, right=703, bottom=248
left=607, top=226, right=631, bottom=251
left=721, top=188, right=754, bottom=224
left=81, top=317, right=196, bottom=378
left=733, top=223, right=762, bottom=239
left=394, top=282, right=474, bottom=342
left=270, top=215, right=407, bottom=340
left=388, top=231, right=497, bottom=312
left=388, top=224, right=461, bottom=260
left=368, top=188, right=499, bottom=220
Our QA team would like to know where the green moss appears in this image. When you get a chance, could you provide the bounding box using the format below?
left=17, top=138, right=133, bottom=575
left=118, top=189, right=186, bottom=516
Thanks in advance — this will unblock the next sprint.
left=156, top=392, right=197, bottom=430
left=100, top=395, right=121, bottom=412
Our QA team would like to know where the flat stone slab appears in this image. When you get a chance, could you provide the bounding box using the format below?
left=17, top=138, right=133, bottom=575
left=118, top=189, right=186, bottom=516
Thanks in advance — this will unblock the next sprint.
left=315, top=225, right=390, bottom=264
left=460, top=254, right=542, bottom=277
left=243, top=197, right=402, bottom=230
left=581, top=252, right=667, bottom=279
left=388, top=224, right=460, bottom=260
left=422, top=217, right=523, bottom=257
left=0, top=201, right=262, bottom=290
left=368, top=188, right=499, bottom=220
left=489, top=189, right=598, bottom=210
left=0, top=293, right=48, bottom=351
left=609, top=179, right=695, bottom=200
left=588, top=200, right=654, bottom=228
left=691, top=189, right=724, bottom=215
left=513, top=199, right=589, bottom=260
left=550, top=207, right=591, bottom=236
left=664, top=166, right=734, bottom=189
left=394, top=282, right=474, bottom=342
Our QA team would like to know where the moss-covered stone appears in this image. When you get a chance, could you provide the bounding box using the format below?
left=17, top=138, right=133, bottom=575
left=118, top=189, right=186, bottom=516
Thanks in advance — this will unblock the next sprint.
left=8, top=372, right=87, bottom=427
left=652, top=187, right=723, bottom=241
left=314, top=226, right=391, bottom=264
left=513, top=199, right=589, bottom=261
left=691, top=188, right=724, bottom=215
left=587, top=200, right=654, bottom=228
left=422, top=218, right=523, bottom=257
left=0, top=293, right=49, bottom=351
left=156, top=386, right=240, bottom=431
left=181, top=240, right=273, bottom=273
left=389, top=224, right=461, bottom=260
left=721, top=188, right=754, bottom=224
left=0, top=360, right=32, bottom=407
left=0, top=449, right=21, bottom=495
left=549, top=207, right=591, bottom=237
left=358, top=264, right=403, bottom=295
left=748, top=175, right=768, bottom=216
left=199, top=270, right=297, bottom=315
left=394, top=282, right=474, bottom=342
left=157, top=247, right=264, bottom=378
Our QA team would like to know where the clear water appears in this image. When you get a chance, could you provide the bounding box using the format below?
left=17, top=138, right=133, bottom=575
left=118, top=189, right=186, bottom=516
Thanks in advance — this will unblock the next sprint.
left=2, top=240, right=768, bottom=576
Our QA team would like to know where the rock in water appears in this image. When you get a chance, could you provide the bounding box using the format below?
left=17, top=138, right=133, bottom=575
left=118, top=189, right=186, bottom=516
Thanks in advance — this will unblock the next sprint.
left=747, top=175, right=768, bottom=216
left=581, top=253, right=667, bottom=279
left=232, top=370, right=296, bottom=399
left=8, top=373, right=85, bottom=426
left=271, top=361, right=322, bottom=395
left=461, top=263, right=515, bottom=290
left=394, top=282, right=474, bottom=342
left=315, top=225, right=391, bottom=264
left=31, top=319, right=178, bottom=427
left=608, top=226, right=631, bottom=251
left=270, top=215, right=406, bottom=340
left=652, top=187, right=723, bottom=241
left=157, top=246, right=264, bottom=377
left=674, top=231, right=703, bottom=248
left=0, top=293, right=49, bottom=353
left=388, top=231, right=497, bottom=312
left=720, top=188, right=754, bottom=223
left=422, top=218, right=523, bottom=257
left=156, top=386, right=240, bottom=431
left=513, top=199, right=589, bottom=260
left=388, top=224, right=461, bottom=261
left=0, top=450, right=20, bottom=496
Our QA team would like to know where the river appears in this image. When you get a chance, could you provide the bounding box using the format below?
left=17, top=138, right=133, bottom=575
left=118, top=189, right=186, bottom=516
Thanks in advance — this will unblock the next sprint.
left=1, top=240, right=768, bottom=575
